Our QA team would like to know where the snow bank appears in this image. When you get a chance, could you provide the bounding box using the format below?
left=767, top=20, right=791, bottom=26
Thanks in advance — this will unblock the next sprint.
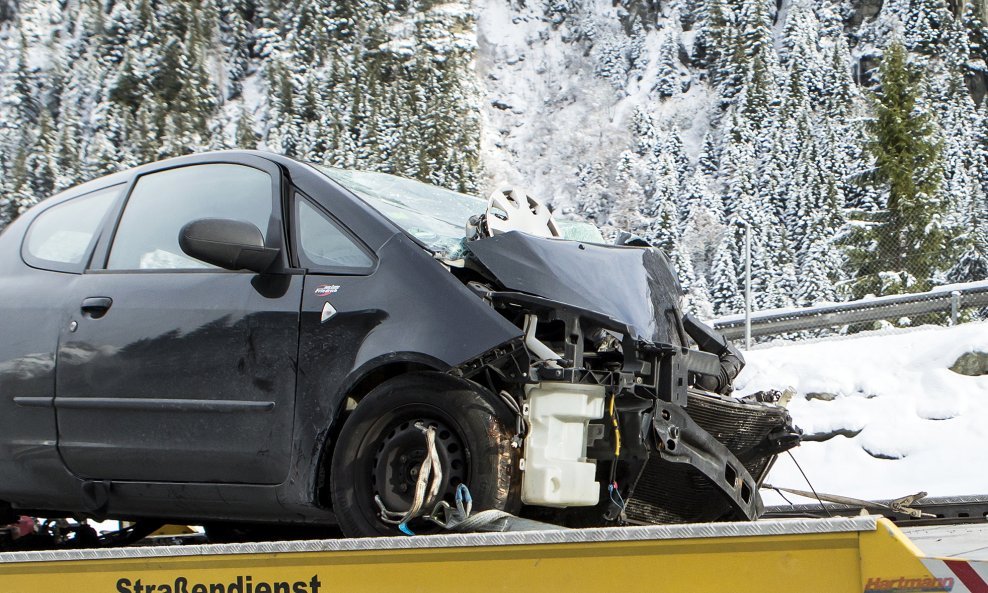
left=736, top=322, right=988, bottom=503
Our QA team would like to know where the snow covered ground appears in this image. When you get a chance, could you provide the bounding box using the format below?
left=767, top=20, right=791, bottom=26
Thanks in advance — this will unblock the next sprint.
left=736, top=321, right=988, bottom=504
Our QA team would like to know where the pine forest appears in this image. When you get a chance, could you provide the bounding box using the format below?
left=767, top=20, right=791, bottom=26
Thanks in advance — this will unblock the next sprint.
left=0, top=0, right=986, bottom=318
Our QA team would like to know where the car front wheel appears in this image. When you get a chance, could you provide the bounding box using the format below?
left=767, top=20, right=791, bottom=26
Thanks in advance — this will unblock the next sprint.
left=329, top=372, right=521, bottom=537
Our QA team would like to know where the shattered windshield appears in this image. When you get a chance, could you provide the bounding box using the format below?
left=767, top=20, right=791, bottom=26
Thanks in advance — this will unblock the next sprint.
left=316, top=165, right=608, bottom=258
left=316, top=166, right=485, bottom=259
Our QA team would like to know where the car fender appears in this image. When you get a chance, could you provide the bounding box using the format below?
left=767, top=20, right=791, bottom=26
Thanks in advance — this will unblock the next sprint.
left=283, top=233, right=522, bottom=511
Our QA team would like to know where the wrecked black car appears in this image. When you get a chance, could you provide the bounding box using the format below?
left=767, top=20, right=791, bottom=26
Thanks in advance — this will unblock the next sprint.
left=0, top=150, right=799, bottom=538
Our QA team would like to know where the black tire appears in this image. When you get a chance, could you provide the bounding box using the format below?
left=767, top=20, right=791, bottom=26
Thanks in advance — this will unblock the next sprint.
left=329, top=372, right=521, bottom=537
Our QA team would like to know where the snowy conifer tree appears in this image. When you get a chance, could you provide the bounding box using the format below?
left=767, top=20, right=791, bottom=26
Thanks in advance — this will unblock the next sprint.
left=655, top=25, right=688, bottom=98
left=710, top=231, right=745, bottom=316
left=846, top=42, right=948, bottom=297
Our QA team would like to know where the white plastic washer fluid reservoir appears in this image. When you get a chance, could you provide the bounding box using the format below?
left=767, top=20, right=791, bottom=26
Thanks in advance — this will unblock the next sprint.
left=520, top=382, right=606, bottom=507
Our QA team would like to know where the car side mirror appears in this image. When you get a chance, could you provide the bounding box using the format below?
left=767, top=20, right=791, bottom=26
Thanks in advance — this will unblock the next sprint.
left=179, top=218, right=280, bottom=273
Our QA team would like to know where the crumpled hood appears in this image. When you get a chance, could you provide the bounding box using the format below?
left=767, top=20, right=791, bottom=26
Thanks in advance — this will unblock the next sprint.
left=466, top=232, right=687, bottom=345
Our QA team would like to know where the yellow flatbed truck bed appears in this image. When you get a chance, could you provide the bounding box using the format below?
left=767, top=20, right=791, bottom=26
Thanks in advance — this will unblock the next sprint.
left=1, top=516, right=985, bottom=593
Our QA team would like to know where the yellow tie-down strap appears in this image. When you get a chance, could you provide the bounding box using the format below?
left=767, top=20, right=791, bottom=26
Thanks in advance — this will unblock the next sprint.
left=0, top=516, right=982, bottom=593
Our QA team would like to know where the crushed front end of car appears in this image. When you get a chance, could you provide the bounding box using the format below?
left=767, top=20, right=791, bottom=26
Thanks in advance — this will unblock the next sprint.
left=317, top=167, right=801, bottom=526
left=456, top=231, right=801, bottom=526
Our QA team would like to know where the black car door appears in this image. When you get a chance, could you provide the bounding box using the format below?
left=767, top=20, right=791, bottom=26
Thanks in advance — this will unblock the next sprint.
left=0, top=184, right=123, bottom=508
left=54, top=157, right=302, bottom=485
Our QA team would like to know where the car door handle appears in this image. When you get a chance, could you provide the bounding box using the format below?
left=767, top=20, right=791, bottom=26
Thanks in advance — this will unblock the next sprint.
left=81, top=297, right=113, bottom=319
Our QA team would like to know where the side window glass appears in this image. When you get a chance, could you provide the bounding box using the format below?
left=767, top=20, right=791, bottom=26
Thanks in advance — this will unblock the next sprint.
left=23, top=185, right=121, bottom=272
left=107, top=164, right=273, bottom=270
left=297, top=198, right=373, bottom=270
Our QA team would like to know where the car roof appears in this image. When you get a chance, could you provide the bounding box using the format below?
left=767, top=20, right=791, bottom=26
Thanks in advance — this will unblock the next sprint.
left=44, top=150, right=300, bottom=208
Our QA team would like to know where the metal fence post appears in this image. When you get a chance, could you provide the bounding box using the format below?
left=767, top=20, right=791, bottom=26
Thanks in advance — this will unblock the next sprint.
left=743, top=220, right=751, bottom=350
left=950, top=291, right=960, bottom=326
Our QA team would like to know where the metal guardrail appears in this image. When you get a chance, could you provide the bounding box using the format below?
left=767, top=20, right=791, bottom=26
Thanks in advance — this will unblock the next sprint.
left=712, top=282, right=988, bottom=340
left=764, top=494, right=988, bottom=527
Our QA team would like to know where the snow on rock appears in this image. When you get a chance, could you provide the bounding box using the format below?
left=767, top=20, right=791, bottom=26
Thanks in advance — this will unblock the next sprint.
left=736, top=322, right=988, bottom=502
